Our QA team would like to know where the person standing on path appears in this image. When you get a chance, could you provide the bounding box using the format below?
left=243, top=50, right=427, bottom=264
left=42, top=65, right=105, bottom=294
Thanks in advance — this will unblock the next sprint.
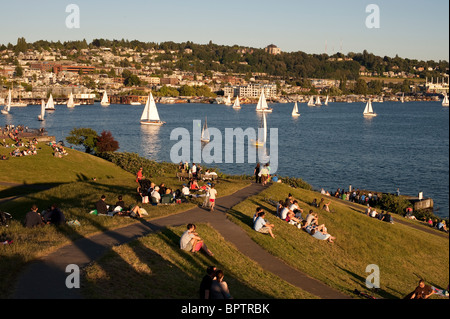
left=254, top=163, right=261, bottom=184
left=209, top=184, right=217, bottom=212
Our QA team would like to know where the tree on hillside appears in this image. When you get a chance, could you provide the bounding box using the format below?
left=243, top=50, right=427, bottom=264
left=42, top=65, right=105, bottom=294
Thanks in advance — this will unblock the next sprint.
left=96, top=130, right=120, bottom=153
left=66, top=128, right=99, bottom=154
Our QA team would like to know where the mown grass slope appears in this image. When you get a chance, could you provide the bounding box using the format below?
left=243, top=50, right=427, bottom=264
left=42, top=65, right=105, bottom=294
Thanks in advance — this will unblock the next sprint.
left=227, top=183, right=449, bottom=299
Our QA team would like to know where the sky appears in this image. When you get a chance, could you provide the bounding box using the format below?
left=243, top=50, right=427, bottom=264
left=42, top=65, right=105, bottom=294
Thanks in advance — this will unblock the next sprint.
left=0, top=0, right=448, bottom=62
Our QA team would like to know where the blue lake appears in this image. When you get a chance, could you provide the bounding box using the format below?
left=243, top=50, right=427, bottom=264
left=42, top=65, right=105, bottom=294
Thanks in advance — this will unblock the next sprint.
left=1, top=100, right=448, bottom=218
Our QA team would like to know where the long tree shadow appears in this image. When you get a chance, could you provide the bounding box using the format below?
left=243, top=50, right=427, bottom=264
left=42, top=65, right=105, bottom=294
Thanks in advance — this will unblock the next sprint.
left=336, top=265, right=399, bottom=299
left=129, top=227, right=274, bottom=299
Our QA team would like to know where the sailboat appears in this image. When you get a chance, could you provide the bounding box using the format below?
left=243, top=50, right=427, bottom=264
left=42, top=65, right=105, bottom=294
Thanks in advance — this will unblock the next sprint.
left=224, top=95, right=232, bottom=106
left=251, top=112, right=268, bottom=147
left=100, top=91, right=110, bottom=106
left=307, top=96, right=315, bottom=107
left=38, top=100, right=45, bottom=121
left=232, top=96, right=241, bottom=109
left=401, top=93, right=405, bottom=103
left=45, top=94, right=56, bottom=111
left=442, top=93, right=449, bottom=107
left=324, top=95, right=329, bottom=106
left=363, top=99, right=377, bottom=117
left=315, top=96, right=322, bottom=106
left=1, top=89, right=12, bottom=115
left=67, top=92, right=75, bottom=108
left=292, top=102, right=300, bottom=117
left=140, top=93, right=165, bottom=126
left=201, top=117, right=211, bottom=143
left=256, top=90, right=273, bottom=113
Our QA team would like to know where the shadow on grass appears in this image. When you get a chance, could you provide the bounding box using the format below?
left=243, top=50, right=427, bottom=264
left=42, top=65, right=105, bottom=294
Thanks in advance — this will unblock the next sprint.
left=0, top=182, right=66, bottom=203
left=336, top=265, right=399, bottom=299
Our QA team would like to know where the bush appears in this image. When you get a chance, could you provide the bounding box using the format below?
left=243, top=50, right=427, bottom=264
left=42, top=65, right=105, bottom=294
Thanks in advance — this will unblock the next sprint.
left=377, top=194, right=413, bottom=216
left=99, top=152, right=178, bottom=178
left=280, top=176, right=313, bottom=191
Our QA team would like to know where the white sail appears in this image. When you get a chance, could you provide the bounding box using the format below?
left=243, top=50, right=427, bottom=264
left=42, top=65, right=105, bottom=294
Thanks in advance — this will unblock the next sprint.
left=256, top=90, right=272, bottom=112
left=307, top=96, right=315, bottom=106
left=324, top=96, right=329, bottom=106
left=38, top=100, right=45, bottom=120
left=363, top=99, right=377, bottom=117
left=101, top=91, right=110, bottom=106
left=401, top=93, right=405, bottom=103
left=442, top=93, right=449, bottom=107
left=201, top=117, right=210, bottom=142
left=233, top=96, right=241, bottom=109
left=2, top=89, right=12, bottom=114
left=67, top=92, right=75, bottom=108
left=141, top=93, right=164, bottom=125
left=45, top=94, right=55, bottom=110
left=292, top=102, right=300, bottom=117
left=315, top=96, right=322, bottom=106
left=225, top=95, right=232, bottom=106
left=262, top=112, right=267, bottom=144
left=7, top=89, right=11, bottom=112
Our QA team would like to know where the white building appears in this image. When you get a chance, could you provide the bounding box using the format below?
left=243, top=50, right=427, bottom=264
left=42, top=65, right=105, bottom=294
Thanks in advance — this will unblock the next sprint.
left=224, top=83, right=278, bottom=98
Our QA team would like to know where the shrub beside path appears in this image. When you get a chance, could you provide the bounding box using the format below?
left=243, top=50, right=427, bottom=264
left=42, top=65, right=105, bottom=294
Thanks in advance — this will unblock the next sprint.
left=12, top=182, right=349, bottom=299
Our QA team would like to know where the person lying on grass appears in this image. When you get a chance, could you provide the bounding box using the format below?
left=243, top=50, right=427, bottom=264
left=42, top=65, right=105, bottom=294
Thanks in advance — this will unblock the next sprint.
left=309, top=225, right=336, bottom=243
left=180, top=223, right=214, bottom=256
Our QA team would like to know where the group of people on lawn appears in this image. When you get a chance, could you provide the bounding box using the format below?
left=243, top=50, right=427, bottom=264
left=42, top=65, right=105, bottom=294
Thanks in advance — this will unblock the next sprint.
left=253, top=194, right=336, bottom=243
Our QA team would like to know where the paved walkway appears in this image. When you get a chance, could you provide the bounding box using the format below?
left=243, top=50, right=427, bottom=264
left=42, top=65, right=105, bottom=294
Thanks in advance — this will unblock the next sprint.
left=12, top=182, right=349, bottom=299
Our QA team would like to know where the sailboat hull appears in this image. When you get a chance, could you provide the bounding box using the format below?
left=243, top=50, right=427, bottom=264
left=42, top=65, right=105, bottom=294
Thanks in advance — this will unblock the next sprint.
left=1, top=110, right=9, bottom=115
left=140, top=120, right=165, bottom=126
left=363, top=113, right=377, bottom=117
left=256, top=109, right=273, bottom=113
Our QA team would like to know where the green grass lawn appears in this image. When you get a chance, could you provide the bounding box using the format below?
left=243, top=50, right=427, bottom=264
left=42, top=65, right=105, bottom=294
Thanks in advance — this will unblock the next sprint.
left=227, top=183, right=449, bottom=299
left=0, top=143, right=251, bottom=298
left=82, top=224, right=317, bottom=299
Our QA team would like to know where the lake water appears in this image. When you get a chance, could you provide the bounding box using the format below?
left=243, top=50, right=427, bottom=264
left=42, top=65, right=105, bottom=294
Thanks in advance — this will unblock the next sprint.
left=1, top=101, right=449, bottom=218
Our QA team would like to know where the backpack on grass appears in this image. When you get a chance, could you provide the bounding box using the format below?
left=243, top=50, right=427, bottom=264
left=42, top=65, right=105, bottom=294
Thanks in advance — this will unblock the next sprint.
left=0, top=211, right=13, bottom=227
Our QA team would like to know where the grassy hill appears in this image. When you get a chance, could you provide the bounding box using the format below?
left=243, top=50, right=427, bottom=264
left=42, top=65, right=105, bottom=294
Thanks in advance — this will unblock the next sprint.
left=0, top=141, right=250, bottom=298
left=227, top=183, right=449, bottom=299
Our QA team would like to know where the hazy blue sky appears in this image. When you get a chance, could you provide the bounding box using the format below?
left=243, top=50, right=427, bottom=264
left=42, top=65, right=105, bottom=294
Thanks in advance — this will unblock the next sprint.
left=0, top=0, right=448, bottom=61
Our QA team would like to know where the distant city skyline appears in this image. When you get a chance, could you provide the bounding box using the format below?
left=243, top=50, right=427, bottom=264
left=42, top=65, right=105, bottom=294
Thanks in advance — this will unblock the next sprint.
left=0, top=0, right=448, bottom=62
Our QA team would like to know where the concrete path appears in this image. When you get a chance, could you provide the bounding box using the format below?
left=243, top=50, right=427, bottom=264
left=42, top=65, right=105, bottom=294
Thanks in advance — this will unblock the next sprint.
left=12, top=182, right=349, bottom=299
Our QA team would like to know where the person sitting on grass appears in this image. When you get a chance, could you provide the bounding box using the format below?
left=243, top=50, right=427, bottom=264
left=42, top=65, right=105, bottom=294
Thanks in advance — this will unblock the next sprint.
left=289, top=200, right=304, bottom=220
left=437, top=220, right=448, bottom=232
left=280, top=203, right=302, bottom=225
left=410, top=280, right=435, bottom=299
left=189, top=179, right=200, bottom=191
left=199, top=265, right=217, bottom=300
left=253, top=211, right=275, bottom=239
left=304, top=210, right=319, bottom=227
left=115, top=195, right=125, bottom=210
left=46, top=204, right=66, bottom=226
left=161, top=188, right=174, bottom=204
left=180, top=224, right=214, bottom=256
left=151, top=186, right=161, bottom=204
left=276, top=200, right=284, bottom=218
left=24, top=204, right=44, bottom=228
left=95, top=195, right=109, bottom=215
left=253, top=207, right=264, bottom=223
left=210, top=270, right=233, bottom=300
